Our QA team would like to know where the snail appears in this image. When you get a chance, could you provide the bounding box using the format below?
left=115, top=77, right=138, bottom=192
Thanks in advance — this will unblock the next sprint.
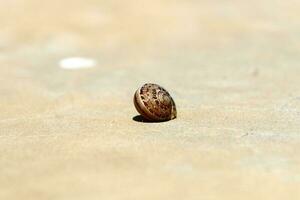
left=133, top=83, right=177, bottom=122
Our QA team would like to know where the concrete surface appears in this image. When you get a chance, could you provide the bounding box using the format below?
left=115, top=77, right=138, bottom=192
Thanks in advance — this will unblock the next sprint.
left=0, top=0, right=300, bottom=199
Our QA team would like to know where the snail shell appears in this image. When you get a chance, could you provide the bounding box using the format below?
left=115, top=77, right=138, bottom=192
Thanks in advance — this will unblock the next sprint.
left=133, top=83, right=177, bottom=122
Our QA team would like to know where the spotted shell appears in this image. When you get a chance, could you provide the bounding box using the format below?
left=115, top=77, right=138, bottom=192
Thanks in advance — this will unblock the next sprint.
left=133, top=83, right=177, bottom=122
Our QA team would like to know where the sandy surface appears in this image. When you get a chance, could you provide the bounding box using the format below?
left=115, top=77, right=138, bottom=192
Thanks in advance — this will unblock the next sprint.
left=1, top=0, right=300, bottom=199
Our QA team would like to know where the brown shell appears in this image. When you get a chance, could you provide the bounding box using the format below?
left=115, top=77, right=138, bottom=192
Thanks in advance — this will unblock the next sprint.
left=133, top=83, right=177, bottom=122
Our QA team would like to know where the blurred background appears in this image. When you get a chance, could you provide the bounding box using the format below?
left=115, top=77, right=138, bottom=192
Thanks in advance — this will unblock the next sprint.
left=1, top=0, right=300, bottom=93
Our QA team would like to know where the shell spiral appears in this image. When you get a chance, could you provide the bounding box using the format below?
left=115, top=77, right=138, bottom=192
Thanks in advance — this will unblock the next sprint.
left=134, top=83, right=177, bottom=122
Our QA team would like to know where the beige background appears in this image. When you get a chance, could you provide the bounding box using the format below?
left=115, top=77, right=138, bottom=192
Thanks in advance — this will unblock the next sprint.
left=1, top=0, right=300, bottom=199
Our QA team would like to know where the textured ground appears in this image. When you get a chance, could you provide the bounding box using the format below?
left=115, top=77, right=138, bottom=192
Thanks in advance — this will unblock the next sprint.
left=1, top=0, right=300, bottom=199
